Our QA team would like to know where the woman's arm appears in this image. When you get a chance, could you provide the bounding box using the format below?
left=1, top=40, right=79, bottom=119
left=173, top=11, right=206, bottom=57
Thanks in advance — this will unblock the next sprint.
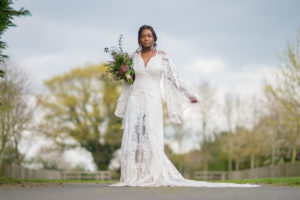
left=159, top=50, right=200, bottom=124
left=159, top=50, right=200, bottom=103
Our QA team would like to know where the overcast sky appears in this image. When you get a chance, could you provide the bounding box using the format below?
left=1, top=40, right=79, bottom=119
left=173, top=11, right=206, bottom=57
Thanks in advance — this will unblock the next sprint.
left=4, top=0, right=300, bottom=95
left=4, top=0, right=300, bottom=170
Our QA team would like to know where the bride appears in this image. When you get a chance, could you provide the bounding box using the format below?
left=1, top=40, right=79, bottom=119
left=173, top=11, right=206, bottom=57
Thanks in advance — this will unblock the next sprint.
left=109, top=25, right=261, bottom=188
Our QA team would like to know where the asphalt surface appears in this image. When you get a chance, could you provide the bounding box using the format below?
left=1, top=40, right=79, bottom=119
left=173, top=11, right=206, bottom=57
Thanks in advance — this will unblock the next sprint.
left=0, top=183, right=300, bottom=200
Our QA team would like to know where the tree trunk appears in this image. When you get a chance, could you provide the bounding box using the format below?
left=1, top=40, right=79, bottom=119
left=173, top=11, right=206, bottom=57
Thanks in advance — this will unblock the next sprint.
left=228, top=138, right=232, bottom=172
left=235, top=159, right=240, bottom=170
left=291, top=142, right=296, bottom=163
left=250, top=153, right=255, bottom=169
left=271, top=141, right=275, bottom=166
left=204, top=154, right=208, bottom=172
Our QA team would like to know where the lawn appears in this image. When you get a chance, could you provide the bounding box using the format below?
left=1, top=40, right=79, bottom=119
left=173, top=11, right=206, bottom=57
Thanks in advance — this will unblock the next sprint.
left=197, top=177, right=300, bottom=187
left=1, top=176, right=300, bottom=187
left=0, top=176, right=118, bottom=187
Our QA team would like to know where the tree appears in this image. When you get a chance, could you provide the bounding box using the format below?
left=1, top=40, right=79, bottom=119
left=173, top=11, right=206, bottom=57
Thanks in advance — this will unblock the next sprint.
left=0, top=67, right=4, bottom=105
left=0, top=0, right=31, bottom=107
left=263, top=30, right=300, bottom=163
left=230, top=126, right=247, bottom=170
left=0, top=60, right=34, bottom=166
left=0, top=0, right=31, bottom=63
left=37, top=64, right=123, bottom=170
left=222, top=92, right=241, bottom=171
left=195, top=80, right=216, bottom=171
left=244, top=95, right=267, bottom=168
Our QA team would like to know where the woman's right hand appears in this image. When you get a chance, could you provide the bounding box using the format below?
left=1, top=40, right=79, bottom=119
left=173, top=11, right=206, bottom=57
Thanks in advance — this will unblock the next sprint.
left=119, top=64, right=129, bottom=76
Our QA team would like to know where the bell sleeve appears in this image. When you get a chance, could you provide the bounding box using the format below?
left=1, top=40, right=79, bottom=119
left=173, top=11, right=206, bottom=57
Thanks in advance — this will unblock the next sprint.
left=114, top=82, right=132, bottom=119
left=161, top=52, right=201, bottom=124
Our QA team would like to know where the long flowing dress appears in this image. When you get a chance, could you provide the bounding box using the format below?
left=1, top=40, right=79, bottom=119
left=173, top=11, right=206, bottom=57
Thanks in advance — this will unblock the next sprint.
left=109, top=49, right=261, bottom=188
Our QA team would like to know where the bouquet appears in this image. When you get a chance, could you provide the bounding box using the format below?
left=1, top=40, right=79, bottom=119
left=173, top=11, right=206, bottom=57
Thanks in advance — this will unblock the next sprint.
left=103, top=34, right=135, bottom=85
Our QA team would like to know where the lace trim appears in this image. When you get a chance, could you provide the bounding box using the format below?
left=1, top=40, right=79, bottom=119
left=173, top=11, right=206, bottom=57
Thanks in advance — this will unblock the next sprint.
left=114, top=83, right=132, bottom=119
left=160, top=52, right=200, bottom=124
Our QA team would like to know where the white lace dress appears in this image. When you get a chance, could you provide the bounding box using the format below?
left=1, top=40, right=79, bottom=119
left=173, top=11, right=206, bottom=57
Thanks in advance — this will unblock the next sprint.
left=109, top=49, right=261, bottom=188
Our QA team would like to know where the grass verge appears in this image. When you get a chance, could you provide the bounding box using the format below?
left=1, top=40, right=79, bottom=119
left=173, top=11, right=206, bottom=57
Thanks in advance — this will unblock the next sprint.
left=200, top=177, right=300, bottom=187
left=1, top=176, right=300, bottom=187
left=0, top=176, right=119, bottom=187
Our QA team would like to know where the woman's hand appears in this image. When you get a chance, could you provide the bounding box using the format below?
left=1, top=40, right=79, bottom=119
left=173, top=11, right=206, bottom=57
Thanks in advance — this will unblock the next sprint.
left=119, top=64, right=129, bottom=76
left=189, top=96, right=198, bottom=103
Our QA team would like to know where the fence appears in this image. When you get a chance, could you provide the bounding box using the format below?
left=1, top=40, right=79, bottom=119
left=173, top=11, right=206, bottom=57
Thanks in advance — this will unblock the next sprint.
left=0, top=162, right=112, bottom=180
left=228, top=161, right=300, bottom=180
left=193, top=161, right=300, bottom=180
left=3, top=161, right=299, bottom=181
left=0, top=163, right=62, bottom=179
left=193, top=171, right=228, bottom=180
left=62, top=171, right=112, bottom=180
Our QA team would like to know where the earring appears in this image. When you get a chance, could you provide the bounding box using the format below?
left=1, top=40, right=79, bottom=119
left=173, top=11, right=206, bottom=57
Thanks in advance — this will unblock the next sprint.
left=137, top=43, right=142, bottom=53
left=151, top=42, right=156, bottom=50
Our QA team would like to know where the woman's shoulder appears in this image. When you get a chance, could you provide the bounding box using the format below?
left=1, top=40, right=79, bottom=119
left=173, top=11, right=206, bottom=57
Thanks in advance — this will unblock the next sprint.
left=129, top=50, right=139, bottom=59
left=157, top=50, right=170, bottom=62
left=157, top=50, right=167, bottom=55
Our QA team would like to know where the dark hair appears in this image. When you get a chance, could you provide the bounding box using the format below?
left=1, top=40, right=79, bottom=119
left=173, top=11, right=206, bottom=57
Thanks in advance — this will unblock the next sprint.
left=138, top=25, right=157, bottom=48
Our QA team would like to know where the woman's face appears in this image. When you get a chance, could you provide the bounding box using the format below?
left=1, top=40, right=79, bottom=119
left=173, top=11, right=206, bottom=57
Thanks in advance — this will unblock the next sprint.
left=139, top=28, right=155, bottom=48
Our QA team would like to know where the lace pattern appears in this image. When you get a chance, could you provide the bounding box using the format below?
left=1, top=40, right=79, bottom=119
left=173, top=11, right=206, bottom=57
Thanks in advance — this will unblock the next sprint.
left=111, top=49, right=261, bottom=188
left=161, top=52, right=201, bottom=124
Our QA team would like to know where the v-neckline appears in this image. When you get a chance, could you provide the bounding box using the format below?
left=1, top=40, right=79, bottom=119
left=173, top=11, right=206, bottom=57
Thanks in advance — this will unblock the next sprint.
left=139, top=50, right=158, bottom=69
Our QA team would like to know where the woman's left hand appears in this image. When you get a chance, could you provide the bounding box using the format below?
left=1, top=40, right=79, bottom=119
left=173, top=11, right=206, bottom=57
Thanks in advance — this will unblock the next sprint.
left=119, top=64, right=129, bottom=76
left=189, top=96, right=198, bottom=103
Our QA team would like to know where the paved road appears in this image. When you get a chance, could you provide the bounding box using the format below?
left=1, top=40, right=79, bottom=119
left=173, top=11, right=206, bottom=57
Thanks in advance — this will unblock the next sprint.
left=1, top=183, right=300, bottom=200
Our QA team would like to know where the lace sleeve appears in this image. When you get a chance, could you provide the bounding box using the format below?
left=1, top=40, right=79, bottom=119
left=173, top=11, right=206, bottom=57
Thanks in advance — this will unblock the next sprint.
left=161, top=51, right=200, bottom=124
left=114, top=82, right=132, bottom=119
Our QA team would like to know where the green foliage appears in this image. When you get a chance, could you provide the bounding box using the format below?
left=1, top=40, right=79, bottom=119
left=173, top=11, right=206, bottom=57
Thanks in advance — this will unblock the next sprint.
left=211, top=177, right=300, bottom=187
left=103, top=34, right=134, bottom=84
left=0, top=0, right=31, bottom=62
left=2, top=176, right=300, bottom=187
left=1, top=145, right=25, bottom=166
left=0, top=69, right=4, bottom=77
left=263, top=29, right=300, bottom=163
left=0, top=63, right=33, bottom=166
left=39, top=63, right=123, bottom=170
left=206, top=132, right=228, bottom=171
left=0, top=176, right=119, bottom=186
left=0, top=68, right=2, bottom=104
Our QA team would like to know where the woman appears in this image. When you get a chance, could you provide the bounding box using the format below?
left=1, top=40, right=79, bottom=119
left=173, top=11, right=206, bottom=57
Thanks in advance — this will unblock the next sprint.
left=109, top=25, right=260, bottom=187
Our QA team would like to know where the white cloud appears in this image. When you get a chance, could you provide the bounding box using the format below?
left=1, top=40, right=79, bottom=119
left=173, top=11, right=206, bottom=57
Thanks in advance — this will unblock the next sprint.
left=187, top=56, right=229, bottom=75
left=64, top=148, right=97, bottom=171
left=183, top=56, right=278, bottom=96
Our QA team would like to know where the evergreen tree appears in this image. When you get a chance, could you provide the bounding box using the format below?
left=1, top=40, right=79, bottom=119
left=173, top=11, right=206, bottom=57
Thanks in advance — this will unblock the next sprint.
left=0, top=0, right=31, bottom=75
